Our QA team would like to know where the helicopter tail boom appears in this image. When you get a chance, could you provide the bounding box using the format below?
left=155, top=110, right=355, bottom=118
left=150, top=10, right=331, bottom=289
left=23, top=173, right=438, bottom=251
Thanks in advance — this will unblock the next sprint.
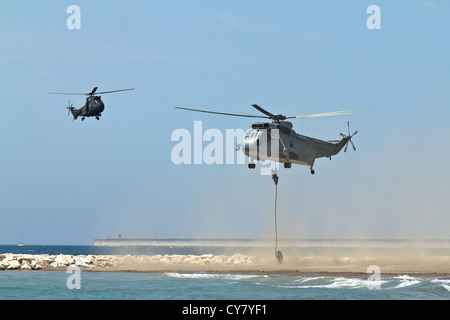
left=334, top=137, right=350, bottom=153
left=67, top=104, right=81, bottom=120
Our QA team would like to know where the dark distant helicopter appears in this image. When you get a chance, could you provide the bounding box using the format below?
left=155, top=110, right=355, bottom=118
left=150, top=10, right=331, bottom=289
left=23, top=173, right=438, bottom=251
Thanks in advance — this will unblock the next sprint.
left=176, top=104, right=368, bottom=174
left=49, top=87, right=134, bottom=121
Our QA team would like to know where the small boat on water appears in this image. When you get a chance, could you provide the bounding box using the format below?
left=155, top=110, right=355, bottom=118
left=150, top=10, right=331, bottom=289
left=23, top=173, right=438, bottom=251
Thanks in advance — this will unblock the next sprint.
left=17, top=234, right=24, bottom=246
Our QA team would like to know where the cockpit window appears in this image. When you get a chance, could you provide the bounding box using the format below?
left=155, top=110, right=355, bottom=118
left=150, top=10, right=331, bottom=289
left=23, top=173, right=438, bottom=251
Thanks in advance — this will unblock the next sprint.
left=245, top=129, right=257, bottom=139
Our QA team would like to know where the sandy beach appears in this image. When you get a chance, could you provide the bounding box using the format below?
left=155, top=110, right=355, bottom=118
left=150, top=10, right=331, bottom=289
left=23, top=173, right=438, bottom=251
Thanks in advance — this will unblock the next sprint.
left=102, top=254, right=450, bottom=277
left=2, top=248, right=450, bottom=277
left=90, top=238, right=450, bottom=276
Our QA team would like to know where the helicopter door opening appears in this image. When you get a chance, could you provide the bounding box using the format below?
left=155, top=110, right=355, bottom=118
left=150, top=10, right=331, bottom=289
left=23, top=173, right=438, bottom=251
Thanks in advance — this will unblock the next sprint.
left=257, top=130, right=263, bottom=159
left=256, top=130, right=271, bottom=160
left=266, top=129, right=281, bottom=161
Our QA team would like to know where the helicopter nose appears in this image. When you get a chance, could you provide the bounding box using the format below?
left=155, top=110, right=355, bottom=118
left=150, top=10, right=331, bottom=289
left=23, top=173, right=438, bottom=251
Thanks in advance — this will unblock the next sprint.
left=244, top=139, right=258, bottom=156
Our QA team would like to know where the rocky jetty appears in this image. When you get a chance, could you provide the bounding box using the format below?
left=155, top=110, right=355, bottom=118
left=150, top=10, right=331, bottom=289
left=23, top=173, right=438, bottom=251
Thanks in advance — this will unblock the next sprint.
left=0, top=253, right=257, bottom=271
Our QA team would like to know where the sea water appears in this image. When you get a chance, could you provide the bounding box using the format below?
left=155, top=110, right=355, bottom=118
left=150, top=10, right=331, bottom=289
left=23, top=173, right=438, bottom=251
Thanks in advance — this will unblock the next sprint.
left=0, top=245, right=450, bottom=300
left=1, top=270, right=450, bottom=300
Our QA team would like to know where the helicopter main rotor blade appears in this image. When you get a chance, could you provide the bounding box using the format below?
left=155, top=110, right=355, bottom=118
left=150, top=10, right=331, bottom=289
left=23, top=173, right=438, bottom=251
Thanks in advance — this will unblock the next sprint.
left=49, top=92, right=87, bottom=95
left=175, top=107, right=270, bottom=119
left=239, top=111, right=266, bottom=117
left=251, top=104, right=276, bottom=118
left=176, top=105, right=368, bottom=122
left=286, top=107, right=369, bottom=119
left=49, top=88, right=134, bottom=95
left=95, top=88, right=135, bottom=95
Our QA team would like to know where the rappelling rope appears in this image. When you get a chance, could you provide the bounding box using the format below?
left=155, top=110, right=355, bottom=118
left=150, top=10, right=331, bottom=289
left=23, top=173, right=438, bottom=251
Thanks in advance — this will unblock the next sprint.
left=272, top=171, right=283, bottom=263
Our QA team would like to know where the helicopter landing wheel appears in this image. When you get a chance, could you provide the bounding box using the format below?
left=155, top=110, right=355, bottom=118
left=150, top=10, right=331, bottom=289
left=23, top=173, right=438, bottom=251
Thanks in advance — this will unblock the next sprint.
left=284, top=162, right=291, bottom=168
left=248, top=163, right=256, bottom=169
left=310, top=168, right=315, bottom=175
left=81, top=116, right=85, bottom=121
left=96, top=116, right=100, bottom=120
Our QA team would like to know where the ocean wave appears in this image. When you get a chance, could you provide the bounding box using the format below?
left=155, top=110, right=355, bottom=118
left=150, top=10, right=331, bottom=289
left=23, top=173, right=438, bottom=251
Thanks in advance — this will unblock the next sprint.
left=163, top=272, right=448, bottom=295
left=320, top=277, right=368, bottom=289
left=294, top=276, right=327, bottom=283
left=393, top=275, right=421, bottom=281
left=431, top=278, right=450, bottom=284
left=442, top=284, right=450, bottom=292
left=390, top=275, right=421, bottom=288
left=274, top=276, right=374, bottom=289
left=430, top=279, right=450, bottom=292
left=164, top=272, right=266, bottom=281
left=393, top=280, right=421, bottom=288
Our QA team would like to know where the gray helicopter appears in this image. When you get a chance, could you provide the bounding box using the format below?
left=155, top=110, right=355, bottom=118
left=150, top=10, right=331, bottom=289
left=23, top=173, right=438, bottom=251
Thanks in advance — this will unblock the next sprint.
left=175, top=104, right=367, bottom=174
left=50, top=87, right=134, bottom=121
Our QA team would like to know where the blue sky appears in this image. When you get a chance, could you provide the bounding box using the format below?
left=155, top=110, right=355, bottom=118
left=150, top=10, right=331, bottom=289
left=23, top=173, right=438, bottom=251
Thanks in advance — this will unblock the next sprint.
left=1, top=1, right=450, bottom=244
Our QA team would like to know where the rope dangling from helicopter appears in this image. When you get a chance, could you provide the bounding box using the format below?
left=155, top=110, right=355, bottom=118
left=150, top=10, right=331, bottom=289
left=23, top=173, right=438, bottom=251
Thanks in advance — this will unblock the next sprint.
left=272, top=169, right=283, bottom=264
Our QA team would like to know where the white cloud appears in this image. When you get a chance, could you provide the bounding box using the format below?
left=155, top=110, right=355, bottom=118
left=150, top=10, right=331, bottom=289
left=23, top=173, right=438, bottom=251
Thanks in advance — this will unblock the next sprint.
left=423, top=1, right=438, bottom=10
left=217, top=10, right=239, bottom=29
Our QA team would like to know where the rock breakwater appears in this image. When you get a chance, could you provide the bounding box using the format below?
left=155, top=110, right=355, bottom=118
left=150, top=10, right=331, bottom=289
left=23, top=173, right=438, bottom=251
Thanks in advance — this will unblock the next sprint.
left=0, top=253, right=257, bottom=271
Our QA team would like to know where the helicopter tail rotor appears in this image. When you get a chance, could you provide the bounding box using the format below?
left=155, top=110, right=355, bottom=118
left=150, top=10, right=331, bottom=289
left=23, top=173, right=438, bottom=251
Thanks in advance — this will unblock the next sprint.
left=67, top=100, right=74, bottom=115
left=340, top=121, right=358, bottom=152
left=66, top=100, right=77, bottom=120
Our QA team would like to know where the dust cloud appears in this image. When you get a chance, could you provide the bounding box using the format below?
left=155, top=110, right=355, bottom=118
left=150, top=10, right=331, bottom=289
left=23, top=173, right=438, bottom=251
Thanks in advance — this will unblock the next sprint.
left=91, top=129, right=450, bottom=275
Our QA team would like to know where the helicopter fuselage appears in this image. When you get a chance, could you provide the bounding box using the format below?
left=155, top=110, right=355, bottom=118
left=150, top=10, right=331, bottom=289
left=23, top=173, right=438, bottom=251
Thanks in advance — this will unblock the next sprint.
left=237, top=121, right=349, bottom=173
left=69, top=96, right=105, bottom=121
left=51, top=86, right=134, bottom=121
left=174, top=104, right=363, bottom=174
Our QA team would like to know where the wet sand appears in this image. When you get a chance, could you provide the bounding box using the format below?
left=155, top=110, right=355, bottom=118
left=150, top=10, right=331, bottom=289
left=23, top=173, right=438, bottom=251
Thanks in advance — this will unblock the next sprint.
left=91, top=253, right=450, bottom=277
